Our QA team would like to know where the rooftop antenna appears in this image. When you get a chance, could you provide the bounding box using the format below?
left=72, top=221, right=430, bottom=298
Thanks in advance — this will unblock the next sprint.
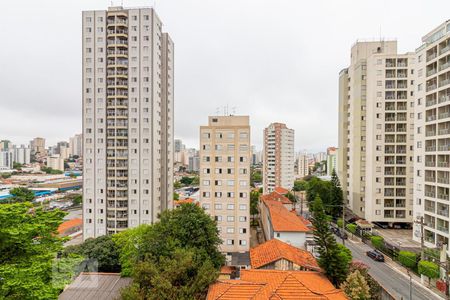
left=231, top=106, right=237, bottom=115
left=215, top=107, right=220, bottom=116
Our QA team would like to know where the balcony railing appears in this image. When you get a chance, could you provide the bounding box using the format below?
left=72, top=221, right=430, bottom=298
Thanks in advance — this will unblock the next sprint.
left=440, top=62, right=450, bottom=72
left=440, top=79, right=450, bottom=88
left=438, top=209, right=449, bottom=217
left=428, top=52, right=438, bottom=61
left=438, top=178, right=450, bottom=184
left=439, top=112, right=450, bottom=119
left=425, top=205, right=435, bottom=212
left=438, top=162, right=450, bottom=167
left=427, top=84, right=437, bottom=92
left=438, top=193, right=449, bottom=200
left=425, top=191, right=436, bottom=198
left=425, top=161, right=436, bottom=167
left=427, top=69, right=437, bottom=77
left=440, top=95, right=450, bottom=104
left=427, top=99, right=437, bottom=107
left=437, top=225, right=449, bottom=233
left=439, top=128, right=450, bottom=135
left=427, top=115, right=437, bottom=122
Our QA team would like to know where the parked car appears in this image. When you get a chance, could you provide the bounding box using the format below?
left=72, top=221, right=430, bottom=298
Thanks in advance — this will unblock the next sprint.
left=366, top=250, right=385, bottom=262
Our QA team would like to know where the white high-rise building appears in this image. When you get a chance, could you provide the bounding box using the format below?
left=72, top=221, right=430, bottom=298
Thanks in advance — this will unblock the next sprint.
left=326, top=147, right=338, bottom=177
left=338, top=41, right=415, bottom=225
left=263, top=123, right=295, bottom=193
left=199, top=116, right=251, bottom=253
left=70, top=134, right=83, bottom=157
left=413, top=20, right=450, bottom=249
left=82, top=6, right=174, bottom=238
left=13, top=145, right=31, bottom=165
left=297, top=153, right=309, bottom=179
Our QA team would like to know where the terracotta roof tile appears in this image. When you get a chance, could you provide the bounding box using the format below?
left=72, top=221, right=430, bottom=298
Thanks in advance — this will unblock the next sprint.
left=250, top=239, right=320, bottom=270
left=260, top=192, right=292, bottom=205
left=262, top=199, right=310, bottom=232
left=207, top=270, right=347, bottom=300
left=274, top=187, right=289, bottom=195
left=58, top=218, right=82, bottom=234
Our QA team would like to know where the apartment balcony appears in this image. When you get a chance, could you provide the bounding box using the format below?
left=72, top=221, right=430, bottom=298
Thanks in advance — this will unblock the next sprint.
left=426, top=161, right=436, bottom=167
left=439, top=145, right=450, bottom=151
left=440, top=95, right=450, bottom=104
left=427, top=98, right=437, bottom=107
left=384, top=212, right=395, bottom=218
left=425, top=176, right=436, bottom=183
left=440, top=78, right=450, bottom=88
left=426, top=145, right=437, bottom=152
left=425, top=205, right=435, bottom=213
left=427, top=84, right=438, bottom=92
left=107, top=18, right=128, bottom=28
left=425, top=191, right=436, bottom=198
left=106, top=30, right=128, bottom=39
left=428, top=52, right=438, bottom=62
left=427, top=115, right=437, bottom=122
left=398, top=62, right=407, bottom=68
left=427, top=68, right=437, bottom=77
left=439, top=128, right=450, bottom=135
left=438, top=177, right=450, bottom=184
left=397, top=115, right=407, bottom=121
left=438, top=209, right=450, bottom=217
left=438, top=161, right=450, bottom=168
left=385, top=116, right=396, bottom=122
left=437, top=225, right=449, bottom=233
left=441, top=45, right=450, bottom=55
left=438, top=193, right=449, bottom=200
left=439, top=112, right=450, bottom=120
left=440, top=62, right=450, bottom=72
left=426, top=130, right=437, bottom=137
left=397, top=71, right=407, bottom=78
left=106, top=39, right=128, bottom=48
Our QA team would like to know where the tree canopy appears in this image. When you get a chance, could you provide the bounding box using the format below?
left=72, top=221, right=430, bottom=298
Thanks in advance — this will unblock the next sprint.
left=9, top=187, right=35, bottom=203
left=329, top=169, right=344, bottom=218
left=340, top=270, right=371, bottom=300
left=0, top=203, right=81, bottom=299
left=311, top=196, right=351, bottom=286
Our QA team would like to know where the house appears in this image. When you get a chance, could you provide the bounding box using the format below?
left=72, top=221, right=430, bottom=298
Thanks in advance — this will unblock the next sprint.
left=260, top=191, right=293, bottom=211
left=250, top=239, right=320, bottom=271
left=260, top=196, right=313, bottom=249
left=274, top=186, right=289, bottom=196
left=58, top=218, right=82, bottom=237
left=207, top=269, right=347, bottom=299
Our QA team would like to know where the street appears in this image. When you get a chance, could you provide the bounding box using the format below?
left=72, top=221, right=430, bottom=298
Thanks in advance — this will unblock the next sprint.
left=338, top=237, right=444, bottom=300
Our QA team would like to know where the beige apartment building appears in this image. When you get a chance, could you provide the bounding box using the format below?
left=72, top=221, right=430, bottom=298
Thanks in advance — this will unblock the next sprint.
left=263, top=123, right=295, bottom=193
left=413, top=20, right=450, bottom=249
left=296, top=153, right=309, bottom=179
left=338, top=41, right=415, bottom=226
left=199, top=116, right=251, bottom=253
left=82, top=6, right=174, bottom=239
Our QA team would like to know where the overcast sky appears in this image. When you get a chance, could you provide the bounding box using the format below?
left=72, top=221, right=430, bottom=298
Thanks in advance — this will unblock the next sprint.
left=0, top=0, right=448, bottom=152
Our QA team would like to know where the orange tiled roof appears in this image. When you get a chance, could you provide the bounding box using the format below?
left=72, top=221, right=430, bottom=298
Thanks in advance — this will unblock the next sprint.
left=207, top=269, right=348, bottom=300
left=262, top=199, right=310, bottom=232
left=274, top=186, right=289, bottom=195
left=220, top=266, right=235, bottom=275
left=58, top=218, right=82, bottom=234
left=260, top=191, right=292, bottom=205
left=175, top=198, right=194, bottom=205
left=250, top=239, right=320, bottom=270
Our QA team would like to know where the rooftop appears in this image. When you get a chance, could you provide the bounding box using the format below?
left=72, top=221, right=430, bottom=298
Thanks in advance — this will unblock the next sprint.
left=250, top=239, right=320, bottom=271
left=58, top=273, right=132, bottom=300
left=260, top=191, right=292, bottom=205
left=262, top=198, right=311, bottom=232
left=274, top=186, right=289, bottom=195
left=207, top=269, right=347, bottom=299
left=58, top=218, right=82, bottom=235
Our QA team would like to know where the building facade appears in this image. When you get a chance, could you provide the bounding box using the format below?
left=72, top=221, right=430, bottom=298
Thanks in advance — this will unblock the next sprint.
left=413, top=20, right=450, bottom=249
left=82, top=6, right=174, bottom=238
left=338, top=41, right=415, bottom=225
left=263, top=123, right=295, bottom=193
left=326, top=147, right=338, bottom=177
left=13, top=145, right=31, bottom=165
left=30, top=137, right=46, bottom=159
left=47, top=154, right=64, bottom=171
left=70, top=134, right=83, bottom=157
left=199, top=116, right=251, bottom=253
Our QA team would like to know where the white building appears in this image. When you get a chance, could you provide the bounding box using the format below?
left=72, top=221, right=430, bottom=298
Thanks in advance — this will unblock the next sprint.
left=413, top=20, right=450, bottom=250
left=263, top=123, right=295, bottom=193
left=338, top=41, right=415, bottom=226
left=326, top=147, right=338, bottom=177
left=0, top=150, right=13, bottom=169
left=13, top=145, right=31, bottom=165
left=82, top=6, right=174, bottom=238
left=47, top=154, right=64, bottom=171
left=70, top=134, right=83, bottom=157
left=199, top=115, right=251, bottom=253
left=297, top=153, right=309, bottom=179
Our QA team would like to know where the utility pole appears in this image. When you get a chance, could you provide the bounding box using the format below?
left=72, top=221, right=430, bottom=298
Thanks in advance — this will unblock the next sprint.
left=414, top=216, right=425, bottom=260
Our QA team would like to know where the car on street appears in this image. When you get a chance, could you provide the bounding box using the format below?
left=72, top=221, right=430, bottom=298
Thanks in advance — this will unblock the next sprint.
left=366, top=249, right=385, bottom=262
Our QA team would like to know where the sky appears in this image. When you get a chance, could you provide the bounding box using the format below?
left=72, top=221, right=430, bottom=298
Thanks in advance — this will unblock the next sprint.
left=0, top=0, right=448, bottom=152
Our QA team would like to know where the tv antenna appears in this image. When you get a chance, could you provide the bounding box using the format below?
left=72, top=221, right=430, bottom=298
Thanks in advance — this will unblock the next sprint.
left=231, top=106, right=237, bottom=115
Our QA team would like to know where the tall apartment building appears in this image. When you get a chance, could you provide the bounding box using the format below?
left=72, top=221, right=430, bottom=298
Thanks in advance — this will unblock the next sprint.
left=199, top=116, right=251, bottom=253
left=338, top=41, right=415, bottom=225
left=263, top=123, right=295, bottom=193
left=413, top=21, right=450, bottom=249
left=297, top=153, right=309, bottom=179
left=70, top=134, right=83, bottom=157
left=326, top=147, right=338, bottom=177
left=30, top=137, right=46, bottom=158
left=13, top=145, right=31, bottom=165
left=82, top=6, right=174, bottom=239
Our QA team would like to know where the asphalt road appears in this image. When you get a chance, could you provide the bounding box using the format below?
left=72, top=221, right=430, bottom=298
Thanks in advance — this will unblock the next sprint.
left=337, top=237, right=444, bottom=300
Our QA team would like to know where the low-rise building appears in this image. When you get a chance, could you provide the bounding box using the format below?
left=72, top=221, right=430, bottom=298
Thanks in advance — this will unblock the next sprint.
left=207, top=269, right=347, bottom=300
left=47, top=154, right=64, bottom=171
left=259, top=195, right=313, bottom=249
left=250, top=239, right=320, bottom=271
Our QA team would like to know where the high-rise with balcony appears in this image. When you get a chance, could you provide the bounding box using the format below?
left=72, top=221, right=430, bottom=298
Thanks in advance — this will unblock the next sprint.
left=82, top=6, right=174, bottom=239
left=263, top=123, right=295, bottom=193
left=338, top=41, right=415, bottom=226
left=413, top=21, right=450, bottom=250
left=199, top=116, right=251, bottom=253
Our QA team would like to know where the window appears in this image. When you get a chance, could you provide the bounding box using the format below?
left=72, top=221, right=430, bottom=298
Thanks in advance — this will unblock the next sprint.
left=226, top=239, right=234, bottom=245
left=239, top=204, right=246, bottom=210
left=239, top=228, right=247, bottom=234
left=227, top=180, right=234, bottom=186
left=227, top=204, right=235, bottom=210
left=239, top=216, right=247, bottom=222
left=202, top=180, right=210, bottom=186
left=239, top=240, right=247, bottom=246
left=227, top=216, right=235, bottom=222
left=202, top=203, right=210, bottom=210
left=215, top=204, right=222, bottom=210
left=276, top=232, right=281, bottom=237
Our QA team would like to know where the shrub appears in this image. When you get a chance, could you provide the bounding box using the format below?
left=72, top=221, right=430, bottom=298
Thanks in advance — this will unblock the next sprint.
left=346, top=223, right=357, bottom=234
left=370, top=236, right=384, bottom=250
left=418, top=260, right=439, bottom=279
left=398, top=251, right=417, bottom=268
left=337, top=218, right=344, bottom=229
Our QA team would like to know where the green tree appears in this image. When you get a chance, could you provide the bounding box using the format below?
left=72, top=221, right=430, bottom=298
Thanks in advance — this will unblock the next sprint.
left=116, top=203, right=224, bottom=299
left=121, top=248, right=218, bottom=300
left=0, top=203, right=80, bottom=299
left=293, top=180, right=308, bottom=192
left=370, top=236, right=384, bottom=250
left=306, top=177, right=332, bottom=213
left=398, top=251, right=417, bottom=268
left=69, top=173, right=77, bottom=179
left=173, top=192, right=180, bottom=200
left=348, top=261, right=382, bottom=299
left=418, top=260, right=439, bottom=286
left=346, top=223, right=357, bottom=234
left=41, top=167, right=64, bottom=174
left=250, top=169, right=262, bottom=187
left=250, top=190, right=260, bottom=219
left=340, top=270, right=371, bottom=300
left=13, top=162, right=23, bottom=170
left=191, top=176, right=200, bottom=186
left=180, top=176, right=194, bottom=186
left=311, top=196, right=351, bottom=286
left=329, top=169, right=344, bottom=218
left=72, top=194, right=82, bottom=206
left=9, top=187, right=35, bottom=203
left=174, top=180, right=182, bottom=189
left=337, top=218, right=344, bottom=229
left=63, top=235, right=121, bottom=273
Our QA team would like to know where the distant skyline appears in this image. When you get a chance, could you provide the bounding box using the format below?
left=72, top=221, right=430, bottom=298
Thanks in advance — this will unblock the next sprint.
left=0, top=0, right=448, bottom=151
